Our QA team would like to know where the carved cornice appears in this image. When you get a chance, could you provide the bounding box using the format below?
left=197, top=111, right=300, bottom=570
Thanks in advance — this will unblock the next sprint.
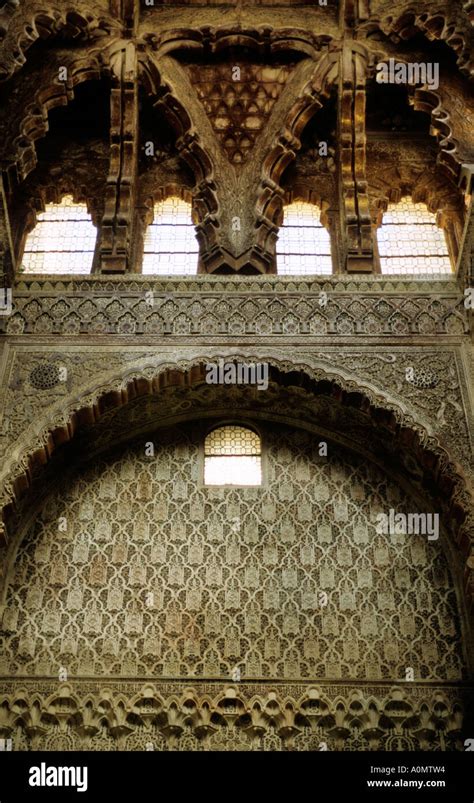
left=0, top=681, right=469, bottom=750
left=10, top=273, right=463, bottom=293
left=2, top=275, right=467, bottom=338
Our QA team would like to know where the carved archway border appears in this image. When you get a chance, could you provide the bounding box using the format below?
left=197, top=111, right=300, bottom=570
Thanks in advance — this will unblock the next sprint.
left=409, top=85, right=472, bottom=182
left=138, top=50, right=219, bottom=270
left=363, top=60, right=473, bottom=184
left=1, top=354, right=473, bottom=619
left=2, top=53, right=108, bottom=184
left=0, top=4, right=120, bottom=83
left=253, top=50, right=340, bottom=273
left=362, top=3, right=474, bottom=78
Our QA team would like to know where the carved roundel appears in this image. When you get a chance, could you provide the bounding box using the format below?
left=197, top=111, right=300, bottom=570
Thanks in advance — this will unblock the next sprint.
left=407, top=367, right=440, bottom=390
left=29, top=363, right=61, bottom=390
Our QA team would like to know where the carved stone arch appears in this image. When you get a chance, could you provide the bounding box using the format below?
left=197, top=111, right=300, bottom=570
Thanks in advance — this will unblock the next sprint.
left=138, top=49, right=219, bottom=269
left=254, top=50, right=340, bottom=272
left=408, top=83, right=474, bottom=181
left=363, top=2, right=474, bottom=78
left=141, top=28, right=337, bottom=273
left=364, top=65, right=474, bottom=184
left=364, top=73, right=468, bottom=263
left=1, top=353, right=471, bottom=512
left=145, top=26, right=323, bottom=62
left=0, top=4, right=120, bottom=82
left=140, top=184, right=196, bottom=234
left=1, top=54, right=107, bottom=184
left=370, top=170, right=464, bottom=224
left=18, top=185, right=102, bottom=265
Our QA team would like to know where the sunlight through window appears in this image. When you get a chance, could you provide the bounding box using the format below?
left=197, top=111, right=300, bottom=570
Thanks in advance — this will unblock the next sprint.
left=142, top=197, right=199, bottom=275
left=378, top=198, right=452, bottom=274
left=277, top=201, right=332, bottom=275
left=22, top=195, right=96, bottom=274
left=204, top=425, right=262, bottom=486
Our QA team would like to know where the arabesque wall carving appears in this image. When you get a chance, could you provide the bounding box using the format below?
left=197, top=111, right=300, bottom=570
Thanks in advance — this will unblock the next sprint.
left=0, top=0, right=472, bottom=755
left=0, top=424, right=471, bottom=750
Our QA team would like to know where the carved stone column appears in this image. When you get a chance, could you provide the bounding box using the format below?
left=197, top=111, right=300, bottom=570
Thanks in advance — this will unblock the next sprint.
left=99, top=29, right=139, bottom=273
left=338, top=42, right=374, bottom=273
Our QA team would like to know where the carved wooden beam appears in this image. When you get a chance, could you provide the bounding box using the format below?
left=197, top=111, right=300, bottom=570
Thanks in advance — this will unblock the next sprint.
left=338, top=44, right=374, bottom=272
left=99, top=41, right=139, bottom=274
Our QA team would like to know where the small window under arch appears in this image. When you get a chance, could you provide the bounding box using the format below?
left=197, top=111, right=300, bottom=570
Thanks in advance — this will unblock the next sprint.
left=142, top=196, right=199, bottom=275
left=21, top=195, right=96, bottom=274
left=204, top=425, right=262, bottom=486
left=378, top=198, right=452, bottom=274
left=276, top=201, right=332, bottom=275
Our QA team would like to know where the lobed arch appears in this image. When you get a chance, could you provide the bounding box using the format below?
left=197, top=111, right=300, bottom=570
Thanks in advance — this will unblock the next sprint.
left=0, top=356, right=472, bottom=667
left=140, top=185, right=197, bottom=237
left=364, top=2, right=474, bottom=78
left=0, top=4, right=120, bottom=83
left=280, top=188, right=332, bottom=229
left=138, top=51, right=219, bottom=265
left=1, top=56, right=107, bottom=185
left=254, top=50, right=339, bottom=272
left=142, top=25, right=330, bottom=62
left=368, top=177, right=465, bottom=255
left=20, top=183, right=102, bottom=236
left=408, top=81, right=474, bottom=181
left=363, top=56, right=474, bottom=184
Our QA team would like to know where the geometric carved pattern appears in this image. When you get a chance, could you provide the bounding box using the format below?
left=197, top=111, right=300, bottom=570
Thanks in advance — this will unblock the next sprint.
left=3, top=276, right=467, bottom=338
left=1, top=424, right=464, bottom=683
left=28, top=362, right=61, bottom=390
left=0, top=0, right=472, bottom=759
left=186, top=62, right=296, bottom=165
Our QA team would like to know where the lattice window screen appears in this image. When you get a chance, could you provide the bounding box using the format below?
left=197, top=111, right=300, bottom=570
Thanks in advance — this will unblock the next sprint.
left=277, top=202, right=332, bottom=275
left=142, top=197, right=199, bottom=275
left=204, top=425, right=262, bottom=486
left=378, top=199, right=452, bottom=274
left=22, top=195, right=96, bottom=274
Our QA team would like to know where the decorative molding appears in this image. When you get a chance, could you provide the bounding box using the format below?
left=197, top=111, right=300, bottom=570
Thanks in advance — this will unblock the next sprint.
left=3, top=276, right=467, bottom=338
left=0, top=681, right=469, bottom=750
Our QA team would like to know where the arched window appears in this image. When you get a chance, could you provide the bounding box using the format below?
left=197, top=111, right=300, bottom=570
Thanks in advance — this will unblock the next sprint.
left=22, top=195, right=96, bottom=274
left=204, top=425, right=262, bottom=486
left=378, top=198, right=452, bottom=274
left=142, top=196, right=199, bottom=275
left=277, top=201, right=332, bottom=275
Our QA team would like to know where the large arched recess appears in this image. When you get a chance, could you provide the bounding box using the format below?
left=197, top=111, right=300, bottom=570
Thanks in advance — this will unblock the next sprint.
left=0, top=356, right=473, bottom=671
